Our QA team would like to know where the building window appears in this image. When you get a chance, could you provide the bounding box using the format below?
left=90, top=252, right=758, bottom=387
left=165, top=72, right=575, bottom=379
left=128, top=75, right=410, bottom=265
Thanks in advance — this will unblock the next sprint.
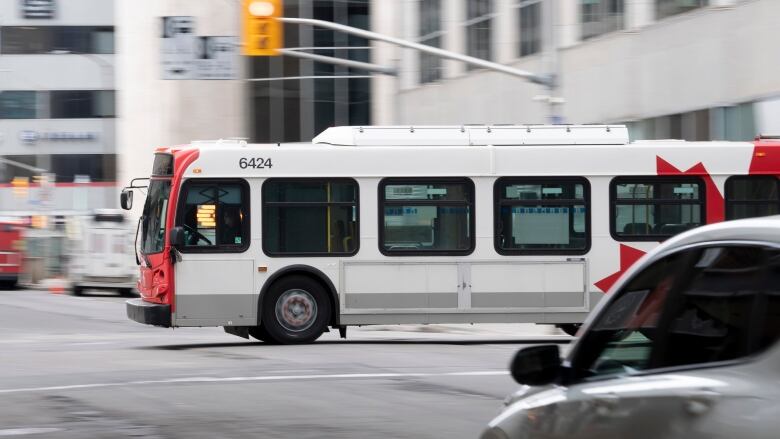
left=611, top=177, right=705, bottom=241
left=465, top=0, right=493, bottom=68
left=0, top=91, right=37, bottom=119
left=380, top=178, right=474, bottom=255
left=518, top=0, right=542, bottom=57
left=495, top=178, right=590, bottom=254
left=419, top=0, right=443, bottom=83
left=581, top=0, right=624, bottom=40
left=725, top=176, right=780, bottom=220
left=656, top=0, right=708, bottom=20
left=263, top=179, right=359, bottom=256
left=50, top=90, right=115, bottom=118
left=177, top=180, right=250, bottom=252
left=50, top=154, right=117, bottom=183
left=0, top=26, right=115, bottom=54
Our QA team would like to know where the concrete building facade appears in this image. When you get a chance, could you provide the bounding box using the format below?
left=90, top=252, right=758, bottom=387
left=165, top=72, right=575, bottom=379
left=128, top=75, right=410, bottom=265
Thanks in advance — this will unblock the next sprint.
left=0, top=0, right=116, bottom=215
left=371, top=0, right=780, bottom=141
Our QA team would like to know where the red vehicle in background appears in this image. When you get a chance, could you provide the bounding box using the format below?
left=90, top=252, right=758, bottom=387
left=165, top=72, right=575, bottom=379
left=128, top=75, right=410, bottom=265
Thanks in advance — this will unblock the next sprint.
left=0, top=221, right=24, bottom=289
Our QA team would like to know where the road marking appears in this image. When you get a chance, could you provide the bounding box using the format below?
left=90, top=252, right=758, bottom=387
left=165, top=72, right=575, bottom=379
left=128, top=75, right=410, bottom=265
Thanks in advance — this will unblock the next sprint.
left=0, top=370, right=508, bottom=395
left=0, top=428, right=63, bottom=437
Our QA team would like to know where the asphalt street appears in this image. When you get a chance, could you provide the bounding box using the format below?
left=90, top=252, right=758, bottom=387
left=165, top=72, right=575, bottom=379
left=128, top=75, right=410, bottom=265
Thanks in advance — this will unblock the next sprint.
left=0, top=289, right=570, bottom=439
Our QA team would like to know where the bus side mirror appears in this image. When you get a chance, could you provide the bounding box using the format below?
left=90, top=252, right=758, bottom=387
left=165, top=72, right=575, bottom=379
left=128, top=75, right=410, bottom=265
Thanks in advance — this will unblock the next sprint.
left=169, top=226, right=185, bottom=249
left=509, top=345, right=561, bottom=386
left=120, top=189, right=133, bottom=210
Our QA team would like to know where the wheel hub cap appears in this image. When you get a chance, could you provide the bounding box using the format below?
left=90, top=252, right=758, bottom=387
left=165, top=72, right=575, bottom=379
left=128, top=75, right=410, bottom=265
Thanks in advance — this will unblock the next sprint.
left=275, top=289, right=317, bottom=332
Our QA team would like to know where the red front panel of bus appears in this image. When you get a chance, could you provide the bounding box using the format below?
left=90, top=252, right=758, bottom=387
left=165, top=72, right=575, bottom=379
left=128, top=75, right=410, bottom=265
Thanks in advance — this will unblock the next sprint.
left=136, top=149, right=200, bottom=312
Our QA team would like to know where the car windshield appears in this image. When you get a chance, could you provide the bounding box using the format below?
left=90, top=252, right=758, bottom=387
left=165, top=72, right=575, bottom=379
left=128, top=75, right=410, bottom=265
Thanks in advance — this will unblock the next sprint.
left=140, top=179, right=171, bottom=255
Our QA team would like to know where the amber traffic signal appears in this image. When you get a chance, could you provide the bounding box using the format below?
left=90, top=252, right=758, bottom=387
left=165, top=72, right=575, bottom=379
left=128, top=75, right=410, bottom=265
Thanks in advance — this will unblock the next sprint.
left=242, top=0, right=283, bottom=56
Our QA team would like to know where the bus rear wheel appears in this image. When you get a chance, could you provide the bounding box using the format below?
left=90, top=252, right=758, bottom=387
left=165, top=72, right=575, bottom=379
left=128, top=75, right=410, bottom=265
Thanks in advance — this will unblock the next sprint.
left=261, top=276, right=331, bottom=344
left=248, top=324, right=276, bottom=344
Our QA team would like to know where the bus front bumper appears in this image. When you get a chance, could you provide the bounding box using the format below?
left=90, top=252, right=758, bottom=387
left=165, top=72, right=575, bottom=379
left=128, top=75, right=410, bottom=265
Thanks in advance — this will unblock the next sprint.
left=126, top=298, right=171, bottom=327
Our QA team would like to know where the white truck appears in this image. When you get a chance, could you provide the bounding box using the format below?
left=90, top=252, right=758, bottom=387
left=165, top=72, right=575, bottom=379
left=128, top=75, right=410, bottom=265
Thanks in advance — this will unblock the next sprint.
left=66, top=209, right=137, bottom=296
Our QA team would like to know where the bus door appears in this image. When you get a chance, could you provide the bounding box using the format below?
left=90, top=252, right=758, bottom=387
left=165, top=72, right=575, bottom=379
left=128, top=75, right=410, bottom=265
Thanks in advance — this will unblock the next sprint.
left=172, top=179, right=255, bottom=326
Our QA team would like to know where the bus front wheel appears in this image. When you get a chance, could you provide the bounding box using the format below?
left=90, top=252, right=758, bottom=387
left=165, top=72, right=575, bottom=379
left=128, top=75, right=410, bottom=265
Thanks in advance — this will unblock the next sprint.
left=261, top=275, right=331, bottom=344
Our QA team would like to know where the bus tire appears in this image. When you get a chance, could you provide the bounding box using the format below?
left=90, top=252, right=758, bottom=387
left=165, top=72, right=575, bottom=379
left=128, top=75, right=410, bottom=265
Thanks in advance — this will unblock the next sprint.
left=262, top=275, right=331, bottom=344
left=248, top=324, right=276, bottom=344
left=72, top=285, right=83, bottom=296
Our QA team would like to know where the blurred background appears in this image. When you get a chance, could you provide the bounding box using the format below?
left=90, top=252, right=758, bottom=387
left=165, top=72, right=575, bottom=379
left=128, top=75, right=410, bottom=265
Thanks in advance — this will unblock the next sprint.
left=1, top=0, right=779, bottom=285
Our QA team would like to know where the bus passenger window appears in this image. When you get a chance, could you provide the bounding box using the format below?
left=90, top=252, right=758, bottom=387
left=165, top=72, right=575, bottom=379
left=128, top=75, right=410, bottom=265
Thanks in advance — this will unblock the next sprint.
left=495, top=177, right=590, bottom=255
left=262, top=179, right=359, bottom=256
left=725, top=176, right=780, bottom=220
left=379, top=178, right=474, bottom=256
left=611, top=177, right=704, bottom=241
left=179, top=181, right=249, bottom=251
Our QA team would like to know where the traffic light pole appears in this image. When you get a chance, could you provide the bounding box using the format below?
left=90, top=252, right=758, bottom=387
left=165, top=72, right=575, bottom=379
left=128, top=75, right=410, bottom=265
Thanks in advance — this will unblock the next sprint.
left=0, top=157, right=47, bottom=174
left=278, top=48, right=397, bottom=76
left=278, top=16, right=554, bottom=87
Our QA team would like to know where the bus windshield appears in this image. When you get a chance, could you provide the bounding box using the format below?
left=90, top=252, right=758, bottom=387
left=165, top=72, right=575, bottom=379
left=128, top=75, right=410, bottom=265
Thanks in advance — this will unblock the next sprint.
left=140, top=179, right=171, bottom=255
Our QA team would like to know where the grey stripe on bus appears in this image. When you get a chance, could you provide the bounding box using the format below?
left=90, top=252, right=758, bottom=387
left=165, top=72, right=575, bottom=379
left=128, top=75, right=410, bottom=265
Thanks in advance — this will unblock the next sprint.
left=345, top=293, right=458, bottom=309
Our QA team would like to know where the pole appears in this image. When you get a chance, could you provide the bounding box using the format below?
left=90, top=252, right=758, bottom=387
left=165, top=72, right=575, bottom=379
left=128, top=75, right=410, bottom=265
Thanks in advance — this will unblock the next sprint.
left=279, top=48, right=397, bottom=75
left=279, top=17, right=553, bottom=86
left=0, top=157, right=48, bottom=174
left=546, top=0, right=560, bottom=123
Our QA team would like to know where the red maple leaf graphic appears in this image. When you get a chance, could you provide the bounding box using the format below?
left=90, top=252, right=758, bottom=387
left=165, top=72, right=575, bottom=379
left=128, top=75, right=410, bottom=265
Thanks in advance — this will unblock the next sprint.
left=594, top=244, right=646, bottom=293
left=656, top=156, right=724, bottom=223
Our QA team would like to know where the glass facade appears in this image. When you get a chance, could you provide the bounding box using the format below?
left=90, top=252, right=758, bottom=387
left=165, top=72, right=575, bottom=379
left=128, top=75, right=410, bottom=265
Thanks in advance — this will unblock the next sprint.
left=419, top=0, right=443, bottom=84
left=656, top=0, right=708, bottom=20
left=250, top=0, right=371, bottom=143
left=0, top=90, right=115, bottom=119
left=626, top=103, right=757, bottom=142
left=0, top=26, right=114, bottom=54
left=581, top=0, right=624, bottom=39
left=518, top=0, right=542, bottom=57
left=465, top=0, right=493, bottom=68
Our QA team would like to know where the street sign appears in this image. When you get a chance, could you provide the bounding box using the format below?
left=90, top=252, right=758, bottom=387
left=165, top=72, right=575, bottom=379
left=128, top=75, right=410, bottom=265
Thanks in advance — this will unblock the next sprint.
left=161, top=17, right=239, bottom=80
left=194, top=36, right=239, bottom=80
left=161, top=16, right=197, bottom=79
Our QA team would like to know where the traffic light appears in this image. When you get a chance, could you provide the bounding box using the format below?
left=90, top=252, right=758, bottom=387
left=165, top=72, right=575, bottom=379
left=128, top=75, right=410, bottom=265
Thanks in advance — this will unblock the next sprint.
left=241, top=0, right=283, bottom=56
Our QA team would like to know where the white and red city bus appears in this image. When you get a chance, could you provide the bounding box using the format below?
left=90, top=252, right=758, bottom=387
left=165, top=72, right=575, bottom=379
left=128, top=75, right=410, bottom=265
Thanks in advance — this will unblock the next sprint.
left=121, top=125, right=780, bottom=343
left=0, top=220, right=25, bottom=288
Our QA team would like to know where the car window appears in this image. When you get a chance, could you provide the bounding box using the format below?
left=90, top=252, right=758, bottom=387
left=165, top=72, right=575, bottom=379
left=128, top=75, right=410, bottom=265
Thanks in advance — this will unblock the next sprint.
left=757, top=250, right=780, bottom=353
left=572, top=250, right=693, bottom=377
left=650, top=246, right=766, bottom=369
left=573, top=245, right=780, bottom=381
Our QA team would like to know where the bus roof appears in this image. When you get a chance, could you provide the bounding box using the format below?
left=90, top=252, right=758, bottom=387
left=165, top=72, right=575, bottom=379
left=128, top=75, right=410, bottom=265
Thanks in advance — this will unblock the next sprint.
left=157, top=125, right=778, bottom=179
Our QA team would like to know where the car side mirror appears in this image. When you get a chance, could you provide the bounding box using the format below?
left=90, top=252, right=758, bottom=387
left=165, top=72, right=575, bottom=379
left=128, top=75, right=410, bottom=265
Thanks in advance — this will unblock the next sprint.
left=120, top=189, right=133, bottom=210
left=169, top=226, right=185, bottom=249
left=509, top=345, right=562, bottom=386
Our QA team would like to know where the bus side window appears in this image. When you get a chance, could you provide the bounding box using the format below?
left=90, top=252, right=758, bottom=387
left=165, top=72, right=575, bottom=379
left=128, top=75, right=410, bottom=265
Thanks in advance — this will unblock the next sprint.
left=178, top=180, right=249, bottom=252
left=494, top=177, right=590, bottom=255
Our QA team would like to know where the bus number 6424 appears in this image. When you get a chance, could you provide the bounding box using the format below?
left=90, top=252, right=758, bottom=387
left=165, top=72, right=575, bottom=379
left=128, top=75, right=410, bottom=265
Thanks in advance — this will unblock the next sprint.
left=239, top=157, right=273, bottom=169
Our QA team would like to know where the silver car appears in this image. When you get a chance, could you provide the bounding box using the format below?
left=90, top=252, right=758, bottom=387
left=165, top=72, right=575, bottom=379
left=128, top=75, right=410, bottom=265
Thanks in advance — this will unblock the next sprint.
left=482, top=217, right=780, bottom=439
